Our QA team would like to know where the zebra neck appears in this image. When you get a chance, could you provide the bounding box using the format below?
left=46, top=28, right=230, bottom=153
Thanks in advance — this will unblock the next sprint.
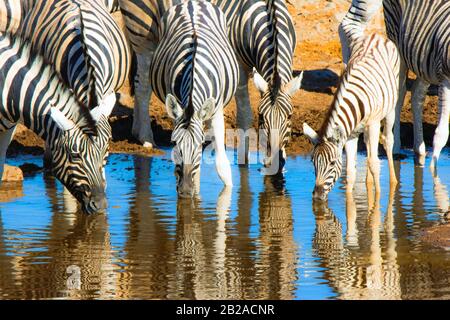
left=321, top=96, right=357, bottom=146
left=26, top=89, right=80, bottom=141
left=0, top=35, right=92, bottom=140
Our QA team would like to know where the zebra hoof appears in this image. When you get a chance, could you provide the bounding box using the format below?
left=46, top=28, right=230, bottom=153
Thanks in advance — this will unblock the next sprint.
left=142, top=142, right=154, bottom=149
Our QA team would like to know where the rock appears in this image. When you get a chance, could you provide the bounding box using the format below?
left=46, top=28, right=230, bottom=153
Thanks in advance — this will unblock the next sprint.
left=2, top=165, right=24, bottom=182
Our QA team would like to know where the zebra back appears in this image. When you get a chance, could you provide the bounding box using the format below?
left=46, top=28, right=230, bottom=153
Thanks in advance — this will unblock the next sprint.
left=150, top=0, right=239, bottom=116
left=227, top=0, right=296, bottom=86
left=323, top=34, right=400, bottom=141
left=384, top=0, right=450, bottom=83
left=118, top=0, right=183, bottom=53
left=20, top=0, right=130, bottom=108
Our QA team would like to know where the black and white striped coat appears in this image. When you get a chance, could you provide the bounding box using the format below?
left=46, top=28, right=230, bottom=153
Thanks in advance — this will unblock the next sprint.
left=217, top=0, right=303, bottom=172
left=340, top=0, right=450, bottom=167
left=18, top=0, right=131, bottom=108
left=150, top=0, right=239, bottom=196
left=304, top=34, right=401, bottom=200
left=118, top=0, right=302, bottom=174
left=0, top=32, right=115, bottom=214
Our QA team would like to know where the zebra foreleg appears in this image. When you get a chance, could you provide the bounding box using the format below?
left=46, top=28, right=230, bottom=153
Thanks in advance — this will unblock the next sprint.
left=0, top=126, right=17, bottom=182
left=431, top=79, right=450, bottom=168
left=132, top=52, right=155, bottom=148
left=365, top=123, right=381, bottom=196
left=393, top=62, right=407, bottom=156
left=235, top=66, right=253, bottom=165
left=212, top=109, right=233, bottom=187
left=411, top=78, right=430, bottom=166
left=383, top=108, right=398, bottom=186
left=344, top=136, right=358, bottom=191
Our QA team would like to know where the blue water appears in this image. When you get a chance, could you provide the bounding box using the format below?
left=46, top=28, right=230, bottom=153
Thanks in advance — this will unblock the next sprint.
left=0, top=148, right=449, bottom=299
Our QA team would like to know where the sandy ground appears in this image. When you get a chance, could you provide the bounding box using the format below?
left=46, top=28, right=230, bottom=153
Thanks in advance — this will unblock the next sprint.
left=7, top=0, right=448, bottom=158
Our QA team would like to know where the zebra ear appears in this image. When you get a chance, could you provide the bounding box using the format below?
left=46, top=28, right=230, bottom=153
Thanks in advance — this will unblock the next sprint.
left=91, top=92, right=117, bottom=122
left=50, top=108, right=76, bottom=131
left=198, top=98, right=216, bottom=121
left=165, top=94, right=183, bottom=120
left=303, top=123, right=320, bottom=145
left=284, top=72, right=303, bottom=96
left=253, top=68, right=268, bottom=93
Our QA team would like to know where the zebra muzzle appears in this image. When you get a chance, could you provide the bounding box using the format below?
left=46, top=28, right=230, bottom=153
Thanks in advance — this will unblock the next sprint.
left=313, top=186, right=329, bottom=202
left=84, top=190, right=108, bottom=214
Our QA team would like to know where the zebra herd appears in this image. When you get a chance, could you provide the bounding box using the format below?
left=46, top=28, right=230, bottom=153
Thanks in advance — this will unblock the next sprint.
left=0, top=0, right=449, bottom=214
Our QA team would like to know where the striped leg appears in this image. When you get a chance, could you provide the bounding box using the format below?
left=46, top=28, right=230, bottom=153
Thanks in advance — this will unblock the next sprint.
left=236, top=66, right=253, bottom=165
left=212, top=109, right=233, bottom=187
left=0, top=126, right=16, bottom=181
left=345, top=136, right=358, bottom=190
left=132, top=52, right=155, bottom=148
left=383, top=108, right=398, bottom=186
left=431, top=79, right=450, bottom=168
left=365, top=122, right=381, bottom=195
left=411, top=78, right=429, bottom=166
left=393, top=62, right=407, bottom=155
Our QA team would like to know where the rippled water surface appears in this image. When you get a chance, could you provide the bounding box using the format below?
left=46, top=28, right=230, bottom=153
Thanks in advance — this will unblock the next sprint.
left=0, top=149, right=449, bottom=300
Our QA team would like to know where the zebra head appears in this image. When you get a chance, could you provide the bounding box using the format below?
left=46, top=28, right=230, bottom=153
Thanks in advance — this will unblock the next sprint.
left=166, top=94, right=215, bottom=198
left=253, top=70, right=303, bottom=173
left=303, top=123, right=344, bottom=202
left=49, top=93, right=115, bottom=214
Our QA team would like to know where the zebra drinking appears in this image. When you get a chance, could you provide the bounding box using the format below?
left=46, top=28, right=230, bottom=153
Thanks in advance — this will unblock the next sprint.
left=117, top=0, right=301, bottom=174
left=0, top=32, right=115, bottom=214
left=303, top=34, right=401, bottom=201
left=339, top=0, right=450, bottom=168
left=150, top=0, right=239, bottom=197
left=217, top=0, right=303, bottom=172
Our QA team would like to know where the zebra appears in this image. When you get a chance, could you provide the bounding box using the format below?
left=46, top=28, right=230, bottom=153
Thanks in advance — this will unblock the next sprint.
left=150, top=0, right=239, bottom=197
left=303, top=33, right=401, bottom=201
left=19, top=0, right=130, bottom=109
left=217, top=0, right=303, bottom=171
left=118, top=0, right=302, bottom=172
left=339, top=0, right=450, bottom=168
left=12, top=0, right=130, bottom=167
left=0, top=32, right=115, bottom=214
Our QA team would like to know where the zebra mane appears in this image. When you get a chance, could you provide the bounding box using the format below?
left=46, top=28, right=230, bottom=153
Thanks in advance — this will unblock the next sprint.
left=75, top=1, right=99, bottom=110
left=186, top=1, right=199, bottom=121
left=318, top=68, right=347, bottom=138
left=12, top=33, right=98, bottom=135
left=268, top=0, right=282, bottom=97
